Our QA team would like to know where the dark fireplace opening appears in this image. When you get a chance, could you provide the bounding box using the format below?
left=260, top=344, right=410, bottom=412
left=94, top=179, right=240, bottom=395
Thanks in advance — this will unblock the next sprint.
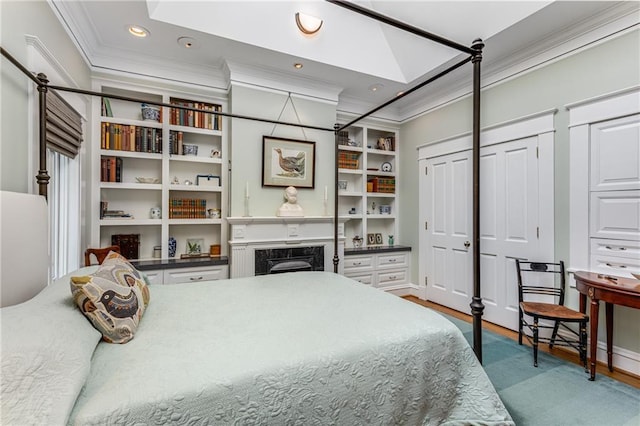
left=255, top=246, right=324, bottom=275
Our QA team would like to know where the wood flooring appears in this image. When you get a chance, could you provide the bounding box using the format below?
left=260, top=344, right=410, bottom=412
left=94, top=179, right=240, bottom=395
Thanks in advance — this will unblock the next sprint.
left=403, top=295, right=640, bottom=389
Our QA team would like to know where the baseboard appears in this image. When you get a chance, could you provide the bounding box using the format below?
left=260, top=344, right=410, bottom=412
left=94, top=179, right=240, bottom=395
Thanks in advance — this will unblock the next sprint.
left=383, top=282, right=423, bottom=298
left=594, top=340, right=640, bottom=377
left=554, top=328, right=640, bottom=376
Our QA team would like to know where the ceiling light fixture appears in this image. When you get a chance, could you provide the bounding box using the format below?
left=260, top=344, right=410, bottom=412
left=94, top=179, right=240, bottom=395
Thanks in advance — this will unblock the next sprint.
left=295, top=12, right=323, bottom=35
left=177, top=36, right=197, bottom=49
left=294, top=63, right=303, bottom=69
left=128, top=25, right=149, bottom=38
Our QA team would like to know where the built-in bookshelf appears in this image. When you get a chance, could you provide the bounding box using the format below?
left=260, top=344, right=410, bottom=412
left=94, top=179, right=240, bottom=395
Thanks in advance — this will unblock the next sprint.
left=90, top=79, right=228, bottom=261
left=337, top=120, right=399, bottom=250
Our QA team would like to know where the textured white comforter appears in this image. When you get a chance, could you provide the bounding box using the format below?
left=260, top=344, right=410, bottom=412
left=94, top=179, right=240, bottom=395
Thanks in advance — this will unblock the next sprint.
left=67, top=271, right=512, bottom=425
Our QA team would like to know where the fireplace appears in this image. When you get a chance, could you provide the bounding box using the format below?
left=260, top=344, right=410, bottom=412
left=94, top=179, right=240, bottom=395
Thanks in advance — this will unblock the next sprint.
left=255, top=246, right=324, bottom=275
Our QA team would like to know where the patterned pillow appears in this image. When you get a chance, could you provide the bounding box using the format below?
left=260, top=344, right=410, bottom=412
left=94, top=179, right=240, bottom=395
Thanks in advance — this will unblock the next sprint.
left=70, top=251, right=150, bottom=343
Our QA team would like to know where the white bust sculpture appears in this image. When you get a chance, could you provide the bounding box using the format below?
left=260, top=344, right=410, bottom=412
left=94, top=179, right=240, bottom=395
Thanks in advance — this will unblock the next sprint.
left=277, top=186, right=304, bottom=217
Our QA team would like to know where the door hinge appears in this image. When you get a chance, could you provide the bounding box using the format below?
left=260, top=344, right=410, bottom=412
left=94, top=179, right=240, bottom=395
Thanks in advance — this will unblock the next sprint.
left=425, top=221, right=428, bottom=230
left=425, top=166, right=428, bottom=175
left=536, top=147, right=539, bottom=158
left=425, top=276, right=428, bottom=286
left=537, top=227, right=539, bottom=239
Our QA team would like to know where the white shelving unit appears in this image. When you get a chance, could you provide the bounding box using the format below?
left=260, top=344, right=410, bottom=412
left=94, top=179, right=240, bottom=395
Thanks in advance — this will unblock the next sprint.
left=90, top=79, right=228, bottom=262
left=338, top=122, right=399, bottom=249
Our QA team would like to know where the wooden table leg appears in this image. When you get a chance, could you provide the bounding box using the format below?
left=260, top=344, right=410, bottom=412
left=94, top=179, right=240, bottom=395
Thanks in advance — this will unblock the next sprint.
left=605, top=302, right=614, bottom=372
left=589, top=294, right=599, bottom=381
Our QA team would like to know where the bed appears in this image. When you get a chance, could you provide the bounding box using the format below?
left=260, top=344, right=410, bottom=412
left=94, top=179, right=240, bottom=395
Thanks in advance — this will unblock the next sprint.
left=2, top=265, right=513, bottom=425
left=3, top=3, right=500, bottom=423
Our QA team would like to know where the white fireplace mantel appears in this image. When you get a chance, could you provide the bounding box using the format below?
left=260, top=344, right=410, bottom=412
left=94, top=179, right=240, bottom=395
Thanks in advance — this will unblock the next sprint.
left=227, top=216, right=348, bottom=277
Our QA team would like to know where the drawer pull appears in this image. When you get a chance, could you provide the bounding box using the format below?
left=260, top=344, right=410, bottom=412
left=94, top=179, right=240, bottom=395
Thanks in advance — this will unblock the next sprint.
left=353, top=261, right=361, bottom=266
left=389, top=259, right=397, bottom=262
left=190, top=276, right=204, bottom=281
left=605, top=263, right=627, bottom=269
left=605, top=246, right=627, bottom=251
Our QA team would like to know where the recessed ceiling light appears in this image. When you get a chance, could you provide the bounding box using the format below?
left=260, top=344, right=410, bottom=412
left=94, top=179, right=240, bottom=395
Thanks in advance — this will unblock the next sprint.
left=128, top=25, right=149, bottom=38
left=294, top=63, right=303, bottom=69
left=295, top=12, right=323, bottom=35
left=369, top=84, right=384, bottom=92
left=177, top=36, right=197, bottom=49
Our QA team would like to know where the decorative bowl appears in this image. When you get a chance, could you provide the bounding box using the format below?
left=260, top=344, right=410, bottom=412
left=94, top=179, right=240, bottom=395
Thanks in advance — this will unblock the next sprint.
left=136, top=177, right=160, bottom=184
left=338, top=180, right=348, bottom=190
left=141, top=103, right=160, bottom=121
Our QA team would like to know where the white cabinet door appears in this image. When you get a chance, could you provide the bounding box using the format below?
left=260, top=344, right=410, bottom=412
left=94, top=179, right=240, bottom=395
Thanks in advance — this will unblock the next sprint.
left=590, top=114, right=640, bottom=192
left=590, top=190, right=640, bottom=241
left=163, top=265, right=228, bottom=284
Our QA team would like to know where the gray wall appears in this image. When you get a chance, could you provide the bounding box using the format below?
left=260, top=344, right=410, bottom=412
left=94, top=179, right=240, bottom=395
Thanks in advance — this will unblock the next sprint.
left=1, top=0, right=90, bottom=193
left=399, top=30, right=640, bottom=352
left=229, top=84, right=337, bottom=217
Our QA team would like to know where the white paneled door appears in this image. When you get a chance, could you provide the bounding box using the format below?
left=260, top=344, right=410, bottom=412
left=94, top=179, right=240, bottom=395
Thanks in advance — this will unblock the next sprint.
left=422, top=150, right=473, bottom=314
left=421, top=136, right=544, bottom=329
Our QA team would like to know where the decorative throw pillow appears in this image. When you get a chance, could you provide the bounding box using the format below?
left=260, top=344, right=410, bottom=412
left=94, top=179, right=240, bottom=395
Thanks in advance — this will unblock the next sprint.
left=70, top=251, right=150, bottom=343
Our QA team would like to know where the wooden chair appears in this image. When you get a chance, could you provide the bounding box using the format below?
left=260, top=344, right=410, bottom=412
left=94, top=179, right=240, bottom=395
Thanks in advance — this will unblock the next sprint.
left=516, top=259, right=588, bottom=371
left=84, top=245, right=121, bottom=266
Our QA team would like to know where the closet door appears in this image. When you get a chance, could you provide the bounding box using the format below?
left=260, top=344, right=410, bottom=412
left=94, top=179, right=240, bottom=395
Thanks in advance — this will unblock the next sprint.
left=421, top=150, right=473, bottom=313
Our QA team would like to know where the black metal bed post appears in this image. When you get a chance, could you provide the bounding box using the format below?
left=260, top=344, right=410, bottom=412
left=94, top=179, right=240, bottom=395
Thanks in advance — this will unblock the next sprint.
left=333, top=123, right=340, bottom=273
left=36, top=73, right=50, bottom=199
left=470, top=38, right=485, bottom=362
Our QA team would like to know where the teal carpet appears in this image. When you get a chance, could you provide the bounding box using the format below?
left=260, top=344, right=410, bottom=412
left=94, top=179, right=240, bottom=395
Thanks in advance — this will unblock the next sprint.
left=445, top=315, right=640, bottom=426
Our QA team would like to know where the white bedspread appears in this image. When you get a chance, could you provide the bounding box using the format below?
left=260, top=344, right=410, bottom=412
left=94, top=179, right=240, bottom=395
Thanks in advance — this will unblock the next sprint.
left=68, top=271, right=512, bottom=425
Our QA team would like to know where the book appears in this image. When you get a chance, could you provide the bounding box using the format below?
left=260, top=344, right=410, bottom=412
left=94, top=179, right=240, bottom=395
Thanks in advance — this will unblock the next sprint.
left=102, top=97, right=113, bottom=117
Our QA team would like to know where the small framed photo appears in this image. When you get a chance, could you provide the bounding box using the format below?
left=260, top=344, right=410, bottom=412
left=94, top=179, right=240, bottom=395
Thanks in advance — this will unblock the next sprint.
left=367, top=233, right=376, bottom=245
left=375, top=233, right=383, bottom=245
left=186, top=238, right=204, bottom=255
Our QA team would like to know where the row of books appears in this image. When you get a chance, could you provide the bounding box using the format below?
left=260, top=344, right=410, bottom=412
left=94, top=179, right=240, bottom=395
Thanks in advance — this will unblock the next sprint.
left=101, top=122, right=163, bottom=153
left=170, top=98, right=222, bottom=130
left=168, top=198, right=207, bottom=219
left=100, top=201, right=133, bottom=219
left=169, top=131, right=184, bottom=155
left=100, top=156, right=123, bottom=183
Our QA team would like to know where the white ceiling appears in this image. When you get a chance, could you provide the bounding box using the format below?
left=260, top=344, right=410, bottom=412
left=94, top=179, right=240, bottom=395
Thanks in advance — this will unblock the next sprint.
left=50, top=0, right=637, bottom=121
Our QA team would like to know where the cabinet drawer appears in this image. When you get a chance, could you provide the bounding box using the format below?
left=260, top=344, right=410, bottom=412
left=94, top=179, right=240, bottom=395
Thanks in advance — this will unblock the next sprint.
left=590, top=191, right=640, bottom=241
left=163, top=266, right=228, bottom=284
left=376, top=269, right=408, bottom=288
left=141, top=269, right=163, bottom=285
left=343, top=255, right=373, bottom=271
left=376, top=252, right=408, bottom=269
left=590, top=238, right=640, bottom=261
left=590, top=254, right=640, bottom=277
left=345, top=273, right=373, bottom=286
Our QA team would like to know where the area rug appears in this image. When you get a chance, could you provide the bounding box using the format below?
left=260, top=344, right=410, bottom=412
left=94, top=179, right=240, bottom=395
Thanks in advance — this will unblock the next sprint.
left=442, top=314, right=640, bottom=426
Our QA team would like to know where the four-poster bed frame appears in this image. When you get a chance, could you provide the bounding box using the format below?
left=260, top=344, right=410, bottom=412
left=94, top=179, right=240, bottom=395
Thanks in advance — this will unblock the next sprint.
left=1, top=0, right=485, bottom=361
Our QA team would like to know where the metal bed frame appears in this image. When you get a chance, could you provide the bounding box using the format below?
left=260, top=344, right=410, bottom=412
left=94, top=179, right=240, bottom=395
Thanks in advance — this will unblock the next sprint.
left=1, top=0, right=486, bottom=361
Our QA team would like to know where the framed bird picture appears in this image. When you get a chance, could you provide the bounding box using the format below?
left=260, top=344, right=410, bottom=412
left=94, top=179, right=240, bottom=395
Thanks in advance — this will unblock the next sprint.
left=262, top=136, right=315, bottom=188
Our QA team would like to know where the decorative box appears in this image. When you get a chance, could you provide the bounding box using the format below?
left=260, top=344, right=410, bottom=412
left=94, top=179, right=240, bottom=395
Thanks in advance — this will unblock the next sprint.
left=196, top=174, right=220, bottom=187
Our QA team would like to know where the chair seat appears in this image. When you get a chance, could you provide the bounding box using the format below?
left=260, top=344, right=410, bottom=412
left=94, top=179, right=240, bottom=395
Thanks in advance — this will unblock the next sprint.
left=521, top=301, right=588, bottom=322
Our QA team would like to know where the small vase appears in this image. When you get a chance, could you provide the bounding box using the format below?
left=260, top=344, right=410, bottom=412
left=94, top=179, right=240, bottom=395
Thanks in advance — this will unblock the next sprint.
left=168, top=237, right=177, bottom=258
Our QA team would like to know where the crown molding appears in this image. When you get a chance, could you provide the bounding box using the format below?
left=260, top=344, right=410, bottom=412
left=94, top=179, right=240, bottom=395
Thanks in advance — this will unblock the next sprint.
left=398, top=2, right=640, bottom=123
left=226, top=61, right=343, bottom=103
